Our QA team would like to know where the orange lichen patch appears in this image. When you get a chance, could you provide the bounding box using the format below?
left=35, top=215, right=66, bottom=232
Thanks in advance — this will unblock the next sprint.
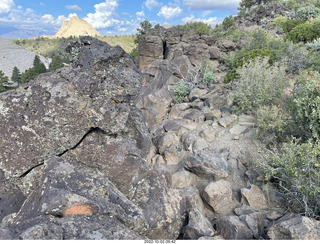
left=62, top=204, right=95, bottom=217
left=85, top=113, right=89, bottom=118
left=80, top=105, right=85, bottom=109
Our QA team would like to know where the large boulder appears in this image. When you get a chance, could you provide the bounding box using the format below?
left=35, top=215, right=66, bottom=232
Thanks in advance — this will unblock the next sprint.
left=0, top=36, right=146, bottom=181
left=4, top=157, right=148, bottom=239
left=268, top=213, right=320, bottom=240
left=0, top=37, right=187, bottom=240
left=182, top=208, right=216, bottom=239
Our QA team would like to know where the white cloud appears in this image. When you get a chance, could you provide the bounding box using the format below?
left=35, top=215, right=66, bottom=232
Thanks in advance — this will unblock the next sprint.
left=182, top=15, right=195, bottom=23
left=66, top=5, right=82, bottom=12
left=183, top=0, right=240, bottom=10
left=136, top=11, right=145, bottom=17
left=182, top=15, right=222, bottom=26
left=84, top=0, right=121, bottom=29
left=0, top=0, right=14, bottom=15
left=157, top=6, right=182, bottom=20
left=145, top=0, right=162, bottom=10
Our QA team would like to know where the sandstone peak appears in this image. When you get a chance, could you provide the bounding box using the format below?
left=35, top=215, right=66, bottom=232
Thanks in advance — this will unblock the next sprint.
left=54, top=16, right=102, bottom=38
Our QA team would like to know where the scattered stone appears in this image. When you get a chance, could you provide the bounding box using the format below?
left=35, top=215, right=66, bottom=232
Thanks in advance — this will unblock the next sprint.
left=199, top=127, right=216, bottom=142
left=205, top=94, right=228, bottom=110
left=217, top=215, right=253, bottom=240
left=229, top=124, right=249, bottom=135
left=0, top=228, right=14, bottom=240
left=238, top=114, right=256, bottom=123
left=245, top=169, right=260, bottom=182
left=234, top=205, right=256, bottom=216
left=189, top=88, right=208, bottom=101
left=267, top=211, right=284, bottom=221
left=212, top=109, right=222, bottom=120
left=239, top=122, right=256, bottom=129
left=241, top=185, right=268, bottom=211
left=0, top=183, right=26, bottom=223
left=240, top=215, right=259, bottom=239
left=19, top=223, right=64, bottom=240
left=184, top=149, right=229, bottom=180
left=218, top=116, right=235, bottom=128
left=203, top=180, right=234, bottom=215
left=198, top=235, right=224, bottom=240
left=151, top=155, right=165, bottom=165
left=172, top=169, right=197, bottom=189
left=182, top=208, right=216, bottom=239
left=267, top=190, right=286, bottom=209
left=182, top=109, right=205, bottom=123
left=169, top=103, right=190, bottom=119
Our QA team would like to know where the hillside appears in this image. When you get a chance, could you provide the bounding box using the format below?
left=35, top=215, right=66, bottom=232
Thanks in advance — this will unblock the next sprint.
left=0, top=37, right=51, bottom=79
left=1, top=0, right=320, bottom=241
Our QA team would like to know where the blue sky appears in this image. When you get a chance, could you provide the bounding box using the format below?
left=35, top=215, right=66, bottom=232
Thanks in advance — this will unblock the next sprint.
left=0, top=0, right=241, bottom=37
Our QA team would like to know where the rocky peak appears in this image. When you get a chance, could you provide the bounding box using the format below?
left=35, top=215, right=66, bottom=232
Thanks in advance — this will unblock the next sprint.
left=54, top=16, right=102, bottom=38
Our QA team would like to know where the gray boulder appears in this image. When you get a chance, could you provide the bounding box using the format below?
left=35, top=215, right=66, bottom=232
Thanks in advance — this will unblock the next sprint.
left=182, top=208, right=216, bottom=239
left=217, top=215, right=253, bottom=240
left=268, top=213, right=320, bottom=240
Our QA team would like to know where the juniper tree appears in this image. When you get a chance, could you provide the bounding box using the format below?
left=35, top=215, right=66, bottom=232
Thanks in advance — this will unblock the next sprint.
left=11, top=66, right=21, bottom=84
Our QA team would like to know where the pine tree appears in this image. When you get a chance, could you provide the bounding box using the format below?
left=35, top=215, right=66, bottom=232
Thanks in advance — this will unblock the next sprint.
left=11, top=66, right=21, bottom=84
left=49, top=55, right=64, bottom=71
left=0, top=70, right=8, bottom=85
left=33, top=55, right=41, bottom=68
left=0, top=70, right=9, bottom=92
left=33, top=55, right=47, bottom=74
left=21, top=68, right=37, bottom=84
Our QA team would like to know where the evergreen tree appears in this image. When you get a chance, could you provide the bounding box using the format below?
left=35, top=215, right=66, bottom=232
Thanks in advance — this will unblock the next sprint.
left=21, top=68, right=37, bottom=84
left=11, top=66, right=21, bottom=84
left=135, top=19, right=153, bottom=44
left=37, top=63, right=47, bottom=74
left=32, top=55, right=47, bottom=74
left=0, top=70, right=9, bottom=85
left=33, top=55, right=41, bottom=68
left=0, top=70, right=9, bottom=93
left=49, top=55, right=64, bottom=71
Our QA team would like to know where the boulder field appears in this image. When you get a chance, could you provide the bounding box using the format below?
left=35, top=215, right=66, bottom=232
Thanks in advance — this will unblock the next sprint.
left=0, top=35, right=320, bottom=240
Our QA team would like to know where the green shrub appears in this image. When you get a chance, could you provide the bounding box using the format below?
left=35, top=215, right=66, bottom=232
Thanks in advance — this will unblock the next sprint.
left=224, top=48, right=275, bottom=83
left=282, top=19, right=305, bottom=33
left=177, top=21, right=211, bottom=35
left=289, top=72, right=320, bottom=139
left=306, top=48, right=320, bottom=72
left=306, top=37, right=320, bottom=49
left=247, top=28, right=269, bottom=50
left=232, top=57, right=286, bottom=113
left=203, top=71, right=216, bottom=85
left=271, top=16, right=288, bottom=27
left=295, top=6, right=320, bottom=21
left=174, top=84, right=190, bottom=104
left=286, top=23, right=320, bottom=43
left=260, top=139, right=320, bottom=218
left=285, top=43, right=310, bottom=73
left=256, top=106, right=292, bottom=145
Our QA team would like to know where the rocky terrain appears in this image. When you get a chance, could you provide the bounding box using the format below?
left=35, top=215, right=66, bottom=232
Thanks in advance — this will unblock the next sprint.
left=53, top=16, right=102, bottom=38
left=1, top=2, right=320, bottom=240
left=0, top=38, right=51, bottom=79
